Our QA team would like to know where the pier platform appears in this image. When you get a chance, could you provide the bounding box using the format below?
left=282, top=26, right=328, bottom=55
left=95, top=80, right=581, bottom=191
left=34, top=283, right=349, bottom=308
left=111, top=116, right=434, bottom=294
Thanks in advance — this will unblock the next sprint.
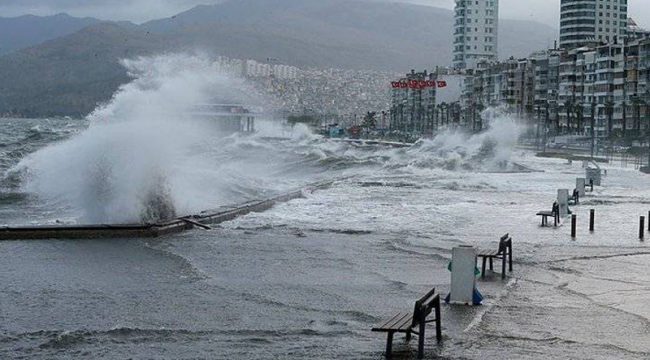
left=0, top=180, right=336, bottom=240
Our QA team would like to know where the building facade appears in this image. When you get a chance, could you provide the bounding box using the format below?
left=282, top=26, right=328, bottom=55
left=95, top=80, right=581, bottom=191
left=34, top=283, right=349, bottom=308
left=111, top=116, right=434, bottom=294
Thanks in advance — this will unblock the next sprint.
left=460, top=36, right=650, bottom=139
left=453, top=0, right=499, bottom=70
left=390, top=70, right=439, bottom=136
left=559, top=0, right=628, bottom=49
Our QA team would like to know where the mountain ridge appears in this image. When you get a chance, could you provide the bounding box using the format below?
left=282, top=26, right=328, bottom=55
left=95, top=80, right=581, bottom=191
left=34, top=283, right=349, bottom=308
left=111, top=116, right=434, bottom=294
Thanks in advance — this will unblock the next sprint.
left=0, top=0, right=558, bottom=117
left=0, top=13, right=103, bottom=55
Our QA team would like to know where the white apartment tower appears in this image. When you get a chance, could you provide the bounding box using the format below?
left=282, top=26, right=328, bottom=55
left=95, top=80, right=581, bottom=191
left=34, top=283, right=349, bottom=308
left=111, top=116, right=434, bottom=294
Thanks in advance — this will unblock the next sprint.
left=453, top=0, right=499, bottom=70
left=559, top=0, right=628, bottom=49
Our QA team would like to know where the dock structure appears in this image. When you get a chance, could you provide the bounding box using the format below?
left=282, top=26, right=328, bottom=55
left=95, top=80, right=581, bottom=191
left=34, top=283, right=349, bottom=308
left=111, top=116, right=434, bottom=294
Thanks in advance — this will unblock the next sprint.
left=0, top=180, right=336, bottom=240
left=488, top=162, right=543, bottom=174
left=330, top=138, right=412, bottom=148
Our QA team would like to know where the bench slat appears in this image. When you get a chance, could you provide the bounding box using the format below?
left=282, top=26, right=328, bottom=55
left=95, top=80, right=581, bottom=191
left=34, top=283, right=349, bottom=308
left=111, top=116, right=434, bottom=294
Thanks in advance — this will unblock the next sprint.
left=478, top=250, right=498, bottom=256
left=398, top=316, right=416, bottom=331
left=395, top=315, right=415, bottom=331
left=383, top=312, right=410, bottom=329
left=373, top=312, right=411, bottom=331
left=374, top=312, right=405, bottom=330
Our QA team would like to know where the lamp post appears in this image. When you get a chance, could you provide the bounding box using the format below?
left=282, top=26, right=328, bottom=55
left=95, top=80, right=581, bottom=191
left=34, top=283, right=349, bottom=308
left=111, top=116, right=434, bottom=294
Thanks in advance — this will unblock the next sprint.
left=535, top=105, right=541, bottom=151
left=591, top=101, right=596, bottom=159
left=543, top=104, right=549, bottom=155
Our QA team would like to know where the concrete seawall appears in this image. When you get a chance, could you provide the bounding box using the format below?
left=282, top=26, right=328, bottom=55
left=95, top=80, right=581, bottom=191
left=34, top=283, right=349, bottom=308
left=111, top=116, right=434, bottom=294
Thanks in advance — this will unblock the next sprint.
left=0, top=180, right=337, bottom=240
left=330, top=138, right=412, bottom=148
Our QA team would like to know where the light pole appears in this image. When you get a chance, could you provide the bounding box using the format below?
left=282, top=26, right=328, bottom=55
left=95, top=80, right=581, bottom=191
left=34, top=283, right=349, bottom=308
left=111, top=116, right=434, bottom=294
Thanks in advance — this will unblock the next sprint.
left=591, top=101, right=596, bottom=159
left=535, top=105, right=541, bottom=151
left=543, top=104, right=549, bottom=155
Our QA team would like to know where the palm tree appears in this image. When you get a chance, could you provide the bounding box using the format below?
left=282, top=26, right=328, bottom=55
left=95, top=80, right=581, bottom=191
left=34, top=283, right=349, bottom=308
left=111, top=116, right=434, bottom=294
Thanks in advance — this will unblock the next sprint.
left=476, top=102, right=486, bottom=132
left=564, top=100, right=574, bottom=135
left=632, top=95, right=642, bottom=138
left=433, top=105, right=438, bottom=131
left=439, top=102, right=448, bottom=128
left=575, top=102, right=584, bottom=135
left=553, top=102, right=561, bottom=135
left=362, top=111, right=377, bottom=130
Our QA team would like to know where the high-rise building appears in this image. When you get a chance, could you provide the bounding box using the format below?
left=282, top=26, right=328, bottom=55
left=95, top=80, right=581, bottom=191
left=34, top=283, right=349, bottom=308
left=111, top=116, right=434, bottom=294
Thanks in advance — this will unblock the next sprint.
left=559, top=0, right=628, bottom=49
left=453, top=0, right=499, bottom=70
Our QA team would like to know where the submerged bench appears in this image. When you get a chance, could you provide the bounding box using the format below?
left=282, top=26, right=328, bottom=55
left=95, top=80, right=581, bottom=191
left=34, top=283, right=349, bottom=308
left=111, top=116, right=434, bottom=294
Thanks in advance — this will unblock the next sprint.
left=372, top=287, right=442, bottom=359
left=478, top=234, right=513, bottom=279
left=569, top=188, right=580, bottom=205
left=537, top=202, right=559, bottom=227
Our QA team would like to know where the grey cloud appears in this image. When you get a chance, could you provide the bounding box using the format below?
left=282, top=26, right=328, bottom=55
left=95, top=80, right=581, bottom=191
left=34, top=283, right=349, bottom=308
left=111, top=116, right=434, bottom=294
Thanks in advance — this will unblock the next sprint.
left=0, top=0, right=648, bottom=28
left=0, top=0, right=223, bottom=23
left=391, top=0, right=649, bottom=29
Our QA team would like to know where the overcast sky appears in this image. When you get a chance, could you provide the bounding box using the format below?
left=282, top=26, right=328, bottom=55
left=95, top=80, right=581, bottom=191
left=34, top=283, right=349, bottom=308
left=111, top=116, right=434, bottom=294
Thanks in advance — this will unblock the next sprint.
left=1, top=0, right=648, bottom=28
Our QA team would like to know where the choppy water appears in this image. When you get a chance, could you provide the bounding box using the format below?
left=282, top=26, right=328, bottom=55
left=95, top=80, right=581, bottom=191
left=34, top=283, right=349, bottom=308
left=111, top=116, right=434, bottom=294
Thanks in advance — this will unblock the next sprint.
left=3, top=117, right=650, bottom=359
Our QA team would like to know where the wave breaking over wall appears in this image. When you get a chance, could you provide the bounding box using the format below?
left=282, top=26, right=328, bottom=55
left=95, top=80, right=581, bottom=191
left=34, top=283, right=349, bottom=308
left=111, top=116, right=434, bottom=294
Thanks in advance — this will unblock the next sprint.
left=13, top=54, right=267, bottom=224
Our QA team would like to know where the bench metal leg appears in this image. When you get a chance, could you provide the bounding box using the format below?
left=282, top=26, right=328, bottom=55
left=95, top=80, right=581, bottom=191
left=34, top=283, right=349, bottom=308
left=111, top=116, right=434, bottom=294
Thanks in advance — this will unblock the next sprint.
left=418, top=321, right=425, bottom=359
left=386, top=332, right=394, bottom=359
left=502, top=256, right=507, bottom=279
left=489, top=257, right=493, bottom=270
left=481, top=256, right=487, bottom=278
left=434, top=296, right=442, bottom=342
left=509, top=247, right=513, bottom=272
left=406, top=331, right=411, bottom=342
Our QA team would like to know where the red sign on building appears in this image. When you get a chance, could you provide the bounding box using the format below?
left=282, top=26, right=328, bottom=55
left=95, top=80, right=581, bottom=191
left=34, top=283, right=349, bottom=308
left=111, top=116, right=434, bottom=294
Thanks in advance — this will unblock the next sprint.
left=390, top=80, right=447, bottom=89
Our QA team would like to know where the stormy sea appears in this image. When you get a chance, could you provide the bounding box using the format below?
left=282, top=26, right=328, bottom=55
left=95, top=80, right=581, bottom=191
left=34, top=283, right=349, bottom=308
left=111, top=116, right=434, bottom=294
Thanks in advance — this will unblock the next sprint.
left=2, top=55, right=650, bottom=360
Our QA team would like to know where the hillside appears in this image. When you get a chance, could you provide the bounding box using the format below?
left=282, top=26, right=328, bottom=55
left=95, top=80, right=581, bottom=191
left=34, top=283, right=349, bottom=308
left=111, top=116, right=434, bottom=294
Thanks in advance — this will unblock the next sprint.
left=0, top=13, right=101, bottom=55
left=0, top=23, right=170, bottom=117
left=142, top=0, right=556, bottom=69
left=0, top=0, right=558, bottom=117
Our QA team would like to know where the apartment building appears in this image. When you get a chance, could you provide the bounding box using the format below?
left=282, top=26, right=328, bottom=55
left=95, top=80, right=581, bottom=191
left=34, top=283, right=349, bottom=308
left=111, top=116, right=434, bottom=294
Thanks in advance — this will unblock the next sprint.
left=390, top=70, right=438, bottom=135
left=453, top=0, right=499, bottom=69
left=559, top=0, right=628, bottom=49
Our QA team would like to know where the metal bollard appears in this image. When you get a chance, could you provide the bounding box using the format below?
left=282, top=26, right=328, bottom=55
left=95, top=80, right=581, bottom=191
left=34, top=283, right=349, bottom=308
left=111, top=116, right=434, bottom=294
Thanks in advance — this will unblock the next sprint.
left=641, top=216, right=646, bottom=240
left=571, top=215, right=577, bottom=238
left=589, top=209, right=595, bottom=232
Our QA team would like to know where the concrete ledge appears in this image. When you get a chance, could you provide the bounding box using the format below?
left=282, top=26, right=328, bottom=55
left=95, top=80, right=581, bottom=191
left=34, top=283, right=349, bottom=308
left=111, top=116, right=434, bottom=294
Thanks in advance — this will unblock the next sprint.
left=536, top=152, right=609, bottom=163
left=0, top=179, right=337, bottom=240
left=331, top=138, right=412, bottom=148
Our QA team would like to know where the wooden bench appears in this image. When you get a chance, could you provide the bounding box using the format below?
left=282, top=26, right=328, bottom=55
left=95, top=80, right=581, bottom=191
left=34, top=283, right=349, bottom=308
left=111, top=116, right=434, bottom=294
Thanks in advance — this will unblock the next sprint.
left=537, top=202, right=559, bottom=227
left=569, top=188, right=580, bottom=205
left=478, top=234, right=513, bottom=279
left=372, top=288, right=442, bottom=359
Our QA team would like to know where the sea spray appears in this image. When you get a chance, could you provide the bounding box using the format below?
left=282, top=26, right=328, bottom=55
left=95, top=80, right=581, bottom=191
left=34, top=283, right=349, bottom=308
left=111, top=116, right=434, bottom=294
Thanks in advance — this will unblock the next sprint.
left=12, top=54, right=268, bottom=224
left=407, top=113, right=524, bottom=171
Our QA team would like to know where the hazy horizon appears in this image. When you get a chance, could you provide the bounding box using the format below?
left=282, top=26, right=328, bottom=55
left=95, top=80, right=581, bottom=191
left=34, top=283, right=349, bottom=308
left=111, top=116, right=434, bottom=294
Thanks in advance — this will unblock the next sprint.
left=1, top=0, right=648, bottom=28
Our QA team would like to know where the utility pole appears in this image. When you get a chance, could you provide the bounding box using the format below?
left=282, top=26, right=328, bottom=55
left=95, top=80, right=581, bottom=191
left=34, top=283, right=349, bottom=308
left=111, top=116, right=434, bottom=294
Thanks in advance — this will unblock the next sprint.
left=543, top=104, right=549, bottom=155
left=645, top=90, right=650, bottom=170
left=591, top=101, right=596, bottom=159
left=535, top=105, right=541, bottom=151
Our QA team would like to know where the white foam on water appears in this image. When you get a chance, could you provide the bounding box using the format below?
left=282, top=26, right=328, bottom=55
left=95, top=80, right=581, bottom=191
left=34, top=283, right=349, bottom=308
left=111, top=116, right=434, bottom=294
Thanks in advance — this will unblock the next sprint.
left=12, top=54, right=269, bottom=224
left=408, top=114, right=525, bottom=172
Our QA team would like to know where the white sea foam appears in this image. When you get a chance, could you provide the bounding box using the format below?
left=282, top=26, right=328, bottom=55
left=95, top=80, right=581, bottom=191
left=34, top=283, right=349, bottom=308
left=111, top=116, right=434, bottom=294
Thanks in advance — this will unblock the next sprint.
left=13, top=54, right=268, bottom=224
left=407, top=113, right=525, bottom=171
